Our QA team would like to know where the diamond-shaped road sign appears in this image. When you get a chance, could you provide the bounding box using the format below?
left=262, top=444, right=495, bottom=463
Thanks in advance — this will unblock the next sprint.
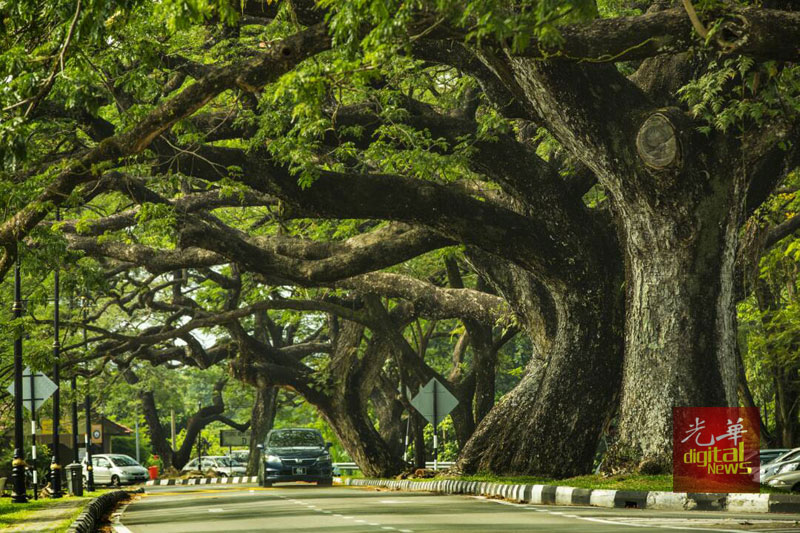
left=6, top=367, right=58, bottom=412
left=410, top=378, right=458, bottom=427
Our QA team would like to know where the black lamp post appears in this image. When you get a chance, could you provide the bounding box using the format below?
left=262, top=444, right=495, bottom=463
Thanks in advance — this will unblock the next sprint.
left=50, top=207, right=63, bottom=497
left=82, top=308, right=94, bottom=492
left=71, top=375, right=79, bottom=464
left=11, top=252, right=28, bottom=503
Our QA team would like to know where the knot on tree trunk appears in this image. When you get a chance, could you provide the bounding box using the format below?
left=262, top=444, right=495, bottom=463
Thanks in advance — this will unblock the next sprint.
left=636, top=112, right=681, bottom=170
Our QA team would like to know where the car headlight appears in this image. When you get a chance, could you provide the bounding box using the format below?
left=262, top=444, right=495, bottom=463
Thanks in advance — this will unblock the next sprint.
left=266, top=455, right=282, bottom=464
left=769, top=478, right=790, bottom=486
left=316, top=455, right=331, bottom=464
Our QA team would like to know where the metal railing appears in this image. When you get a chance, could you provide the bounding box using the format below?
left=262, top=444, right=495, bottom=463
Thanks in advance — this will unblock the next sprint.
left=332, top=462, right=454, bottom=475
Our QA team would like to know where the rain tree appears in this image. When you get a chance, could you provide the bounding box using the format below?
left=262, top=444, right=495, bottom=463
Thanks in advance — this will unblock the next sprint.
left=2, top=0, right=800, bottom=476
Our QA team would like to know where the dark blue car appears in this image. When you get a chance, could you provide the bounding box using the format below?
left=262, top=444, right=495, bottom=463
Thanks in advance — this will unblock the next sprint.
left=257, top=428, right=333, bottom=486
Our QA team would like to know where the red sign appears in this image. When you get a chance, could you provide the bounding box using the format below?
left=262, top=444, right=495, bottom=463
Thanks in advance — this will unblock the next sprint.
left=673, top=407, right=760, bottom=493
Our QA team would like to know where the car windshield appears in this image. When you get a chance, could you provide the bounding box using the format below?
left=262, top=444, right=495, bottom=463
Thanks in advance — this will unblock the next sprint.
left=110, top=455, right=139, bottom=466
left=216, top=457, right=235, bottom=466
left=268, top=430, right=323, bottom=447
left=775, top=450, right=800, bottom=464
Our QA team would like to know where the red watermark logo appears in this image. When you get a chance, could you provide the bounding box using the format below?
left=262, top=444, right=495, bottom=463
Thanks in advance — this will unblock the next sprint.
left=673, top=407, right=760, bottom=493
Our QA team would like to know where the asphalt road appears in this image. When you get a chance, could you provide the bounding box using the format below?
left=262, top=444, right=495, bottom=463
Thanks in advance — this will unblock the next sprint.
left=114, top=484, right=800, bottom=533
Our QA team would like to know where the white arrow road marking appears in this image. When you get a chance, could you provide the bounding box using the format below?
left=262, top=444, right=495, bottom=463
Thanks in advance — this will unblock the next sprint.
left=208, top=508, right=224, bottom=513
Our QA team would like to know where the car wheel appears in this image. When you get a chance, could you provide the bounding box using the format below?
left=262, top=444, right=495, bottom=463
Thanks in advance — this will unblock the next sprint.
left=219, top=472, right=227, bottom=478
left=111, top=475, right=121, bottom=488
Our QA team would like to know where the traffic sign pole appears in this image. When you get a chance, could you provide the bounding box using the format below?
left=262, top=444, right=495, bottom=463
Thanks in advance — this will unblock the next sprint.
left=85, top=393, right=94, bottom=492
left=403, top=416, right=410, bottom=463
left=30, top=370, right=37, bottom=500
left=11, top=254, right=28, bottom=503
left=432, top=380, right=438, bottom=471
left=135, top=419, right=140, bottom=463
left=408, top=378, right=458, bottom=472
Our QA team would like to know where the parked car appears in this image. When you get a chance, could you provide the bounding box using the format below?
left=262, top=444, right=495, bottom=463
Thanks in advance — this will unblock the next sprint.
left=764, top=461, right=800, bottom=492
left=82, top=454, right=148, bottom=486
left=257, top=428, right=333, bottom=487
left=181, top=455, right=247, bottom=477
left=761, top=448, right=791, bottom=466
left=228, top=450, right=250, bottom=465
left=758, top=447, right=800, bottom=482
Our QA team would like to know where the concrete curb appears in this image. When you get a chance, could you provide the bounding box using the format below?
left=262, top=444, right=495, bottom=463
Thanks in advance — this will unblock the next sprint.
left=67, top=489, right=136, bottom=533
left=344, top=478, right=800, bottom=514
left=145, top=476, right=258, bottom=486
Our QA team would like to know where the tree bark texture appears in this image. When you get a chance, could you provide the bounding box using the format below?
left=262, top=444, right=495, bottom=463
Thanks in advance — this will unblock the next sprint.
left=246, top=385, right=278, bottom=475
left=494, top=56, right=746, bottom=472
left=457, top=267, right=623, bottom=476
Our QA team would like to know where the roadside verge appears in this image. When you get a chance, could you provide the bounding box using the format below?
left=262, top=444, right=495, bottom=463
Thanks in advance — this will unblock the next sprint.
left=344, top=478, right=800, bottom=514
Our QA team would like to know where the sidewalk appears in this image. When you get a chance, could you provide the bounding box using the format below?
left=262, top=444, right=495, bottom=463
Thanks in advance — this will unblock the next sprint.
left=0, top=492, right=102, bottom=533
left=3, top=499, right=85, bottom=532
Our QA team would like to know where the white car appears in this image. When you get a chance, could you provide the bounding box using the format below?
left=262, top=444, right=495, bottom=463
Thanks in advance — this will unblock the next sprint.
left=82, top=454, right=149, bottom=486
left=181, top=455, right=247, bottom=477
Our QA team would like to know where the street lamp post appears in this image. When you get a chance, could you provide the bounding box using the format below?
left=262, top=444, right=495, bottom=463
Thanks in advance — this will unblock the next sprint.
left=51, top=208, right=63, bottom=498
left=84, top=393, right=94, bottom=492
left=11, top=253, right=28, bottom=503
left=71, top=375, right=79, bottom=463
left=82, top=311, right=94, bottom=492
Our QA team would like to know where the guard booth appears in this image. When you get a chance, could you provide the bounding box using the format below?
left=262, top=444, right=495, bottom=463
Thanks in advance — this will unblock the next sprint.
left=37, top=416, right=133, bottom=459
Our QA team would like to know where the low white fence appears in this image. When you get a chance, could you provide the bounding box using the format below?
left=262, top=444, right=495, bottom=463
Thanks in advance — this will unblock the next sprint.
left=332, top=461, right=454, bottom=475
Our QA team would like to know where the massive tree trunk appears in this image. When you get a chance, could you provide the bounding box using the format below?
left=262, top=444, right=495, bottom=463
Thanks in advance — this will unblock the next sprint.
left=472, top=332, right=498, bottom=425
left=318, top=320, right=406, bottom=476
left=370, top=375, right=406, bottom=458
left=140, top=391, right=175, bottom=468
left=235, top=317, right=407, bottom=477
left=486, top=51, right=763, bottom=472
left=610, top=169, right=744, bottom=471
left=317, top=398, right=405, bottom=477
left=246, top=385, right=278, bottom=475
left=457, top=253, right=624, bottom=476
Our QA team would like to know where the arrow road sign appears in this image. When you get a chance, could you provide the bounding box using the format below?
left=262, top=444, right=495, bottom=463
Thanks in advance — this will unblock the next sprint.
left=409, top=378, right=458, bottom=427
left=6, top=367, right=57, bottom=412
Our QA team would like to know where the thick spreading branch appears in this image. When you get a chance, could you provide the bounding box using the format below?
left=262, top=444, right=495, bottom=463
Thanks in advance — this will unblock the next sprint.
left=0, top=23, right=331, bottom=278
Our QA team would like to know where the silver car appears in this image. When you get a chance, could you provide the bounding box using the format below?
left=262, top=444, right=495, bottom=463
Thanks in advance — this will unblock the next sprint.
left=181, top=455, right=247, bottom=477
left=82, top=454, right=148, bottom=486
left=758, top=447, right=800, bottom=482
left=765, top=462, right=800, bottom=492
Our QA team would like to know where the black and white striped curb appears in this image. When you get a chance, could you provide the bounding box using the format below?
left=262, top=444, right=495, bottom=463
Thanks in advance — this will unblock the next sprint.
left=68, top=489, right=139, bottom=533
left=345, top=478, right=800, bottom=514
left=145, top=476, right=258, bottom=486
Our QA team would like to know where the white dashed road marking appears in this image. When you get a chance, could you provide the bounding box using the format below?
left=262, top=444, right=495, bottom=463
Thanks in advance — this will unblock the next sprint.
left=478, top=496, right=767, bottom=533
left=280, top=497, right=413, bottom=532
